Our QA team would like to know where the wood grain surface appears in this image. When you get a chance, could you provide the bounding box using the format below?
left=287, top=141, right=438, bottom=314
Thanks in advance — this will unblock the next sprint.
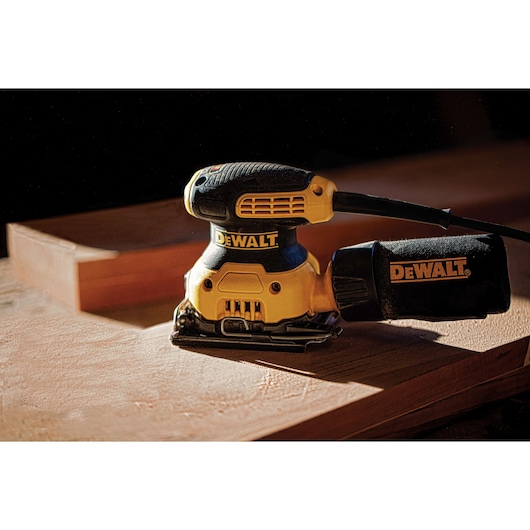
left=2, top=141, right=529, bottom=440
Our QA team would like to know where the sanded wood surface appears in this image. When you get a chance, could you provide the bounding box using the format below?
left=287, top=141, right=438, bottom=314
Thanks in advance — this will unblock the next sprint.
left=1, top=141, right=529, bottom=440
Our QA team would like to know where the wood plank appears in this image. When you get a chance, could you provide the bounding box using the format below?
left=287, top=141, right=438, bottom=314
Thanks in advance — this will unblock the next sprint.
left=77, top=241, right=206, bottom=310
left=7, top=200, right=208, bottom=311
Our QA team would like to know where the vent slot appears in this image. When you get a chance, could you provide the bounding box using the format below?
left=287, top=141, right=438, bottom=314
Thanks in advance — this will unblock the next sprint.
left=237, top=195, right=306, bottom=217
left=223, top=299, right=263, bottom=320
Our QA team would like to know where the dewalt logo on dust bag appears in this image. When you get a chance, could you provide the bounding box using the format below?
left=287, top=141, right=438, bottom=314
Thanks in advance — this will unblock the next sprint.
left=390, top=257, right=471, bottom=283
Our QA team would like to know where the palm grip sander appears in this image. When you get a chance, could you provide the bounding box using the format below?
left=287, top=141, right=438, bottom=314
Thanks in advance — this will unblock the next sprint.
left=171, top=162, right=526, bottom=352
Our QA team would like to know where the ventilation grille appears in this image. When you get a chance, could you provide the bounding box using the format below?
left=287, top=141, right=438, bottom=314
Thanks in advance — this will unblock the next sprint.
left=237, top=195, right=306, bottom=217
left=224, top=299, right=263, bottom=320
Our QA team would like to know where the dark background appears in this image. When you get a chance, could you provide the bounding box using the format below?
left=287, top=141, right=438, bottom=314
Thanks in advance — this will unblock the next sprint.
left=1, top=90, right=529, bottom=255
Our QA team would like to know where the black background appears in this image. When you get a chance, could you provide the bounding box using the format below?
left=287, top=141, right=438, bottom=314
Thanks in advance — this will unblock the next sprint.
left=1, top=89, right=529, bottom=255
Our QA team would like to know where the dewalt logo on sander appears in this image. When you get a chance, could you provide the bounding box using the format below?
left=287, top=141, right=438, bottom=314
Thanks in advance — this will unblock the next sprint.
left=390, top=257, right=471, bottom=283
left=215, top=228, right=279, bottom=250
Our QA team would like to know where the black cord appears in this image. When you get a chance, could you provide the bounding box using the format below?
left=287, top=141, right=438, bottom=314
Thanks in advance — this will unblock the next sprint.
left=450, top=215, right=530, bottom=243
left=333, top=191, right=530, bottom=243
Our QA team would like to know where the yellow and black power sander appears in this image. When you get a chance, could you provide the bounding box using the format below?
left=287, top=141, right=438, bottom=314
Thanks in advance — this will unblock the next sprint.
left=171, top=162, right=530, bottom=352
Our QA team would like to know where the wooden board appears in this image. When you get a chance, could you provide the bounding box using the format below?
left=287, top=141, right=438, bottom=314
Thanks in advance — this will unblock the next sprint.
left=7, top=200, right=208, bottom=311
left=1, top=141, right=530, bottom=440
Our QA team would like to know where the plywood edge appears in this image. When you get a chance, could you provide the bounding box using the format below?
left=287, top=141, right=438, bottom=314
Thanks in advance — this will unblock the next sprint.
left=7, top=222, right=119, bottom=309
left=7, top=223, right=79, bottom=308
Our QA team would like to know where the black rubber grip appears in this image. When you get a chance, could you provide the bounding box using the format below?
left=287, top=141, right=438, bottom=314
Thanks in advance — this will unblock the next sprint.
left=188, top=162, right=315, bottom=227
left=196, top=162, right=314, bottom=191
